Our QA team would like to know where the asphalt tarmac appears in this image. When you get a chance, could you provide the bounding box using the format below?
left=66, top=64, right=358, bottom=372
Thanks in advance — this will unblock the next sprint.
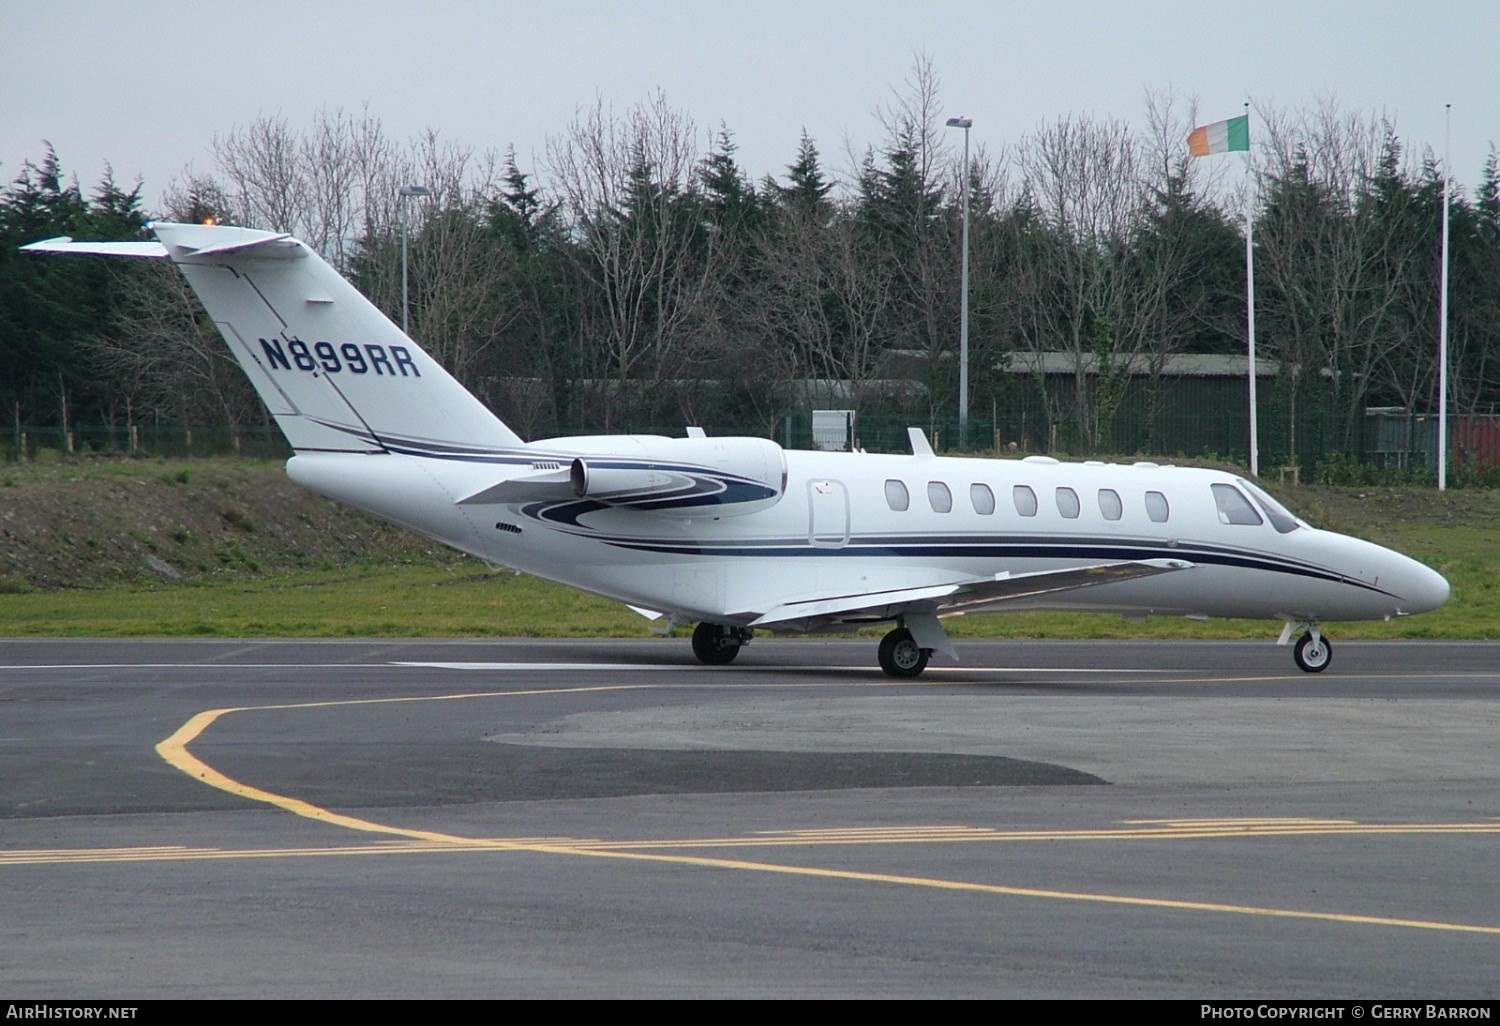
left=1, top=636, right=1497, bottom=998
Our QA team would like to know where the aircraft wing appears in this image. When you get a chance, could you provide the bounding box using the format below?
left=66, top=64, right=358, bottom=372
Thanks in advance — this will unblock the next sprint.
left=747, top=558, right=1194, bottom=629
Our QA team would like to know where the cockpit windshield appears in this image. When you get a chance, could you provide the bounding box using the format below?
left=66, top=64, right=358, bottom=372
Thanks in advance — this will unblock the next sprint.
left=1238, top=479, right=1306, bottom=534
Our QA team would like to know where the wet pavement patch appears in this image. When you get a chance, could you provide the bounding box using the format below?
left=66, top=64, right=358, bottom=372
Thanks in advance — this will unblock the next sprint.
left=198, top=742, right=1106, bottom=807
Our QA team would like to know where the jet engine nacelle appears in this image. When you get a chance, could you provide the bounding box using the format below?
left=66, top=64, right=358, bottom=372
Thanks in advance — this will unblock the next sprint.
left=567, top=436, right=786, bottom=518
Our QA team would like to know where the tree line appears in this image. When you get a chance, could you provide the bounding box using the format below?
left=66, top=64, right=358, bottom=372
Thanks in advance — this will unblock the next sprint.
left=3, top=70, right=1497, bottom=466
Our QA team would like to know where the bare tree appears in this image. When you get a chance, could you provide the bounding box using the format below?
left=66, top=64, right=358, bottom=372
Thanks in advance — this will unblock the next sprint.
left=88, top=262, right=261, bottom=431
left=1256, top=99, right=1418, bottom=456
left=545, top=92, right=717, bottom=428
left=205, top=107, right=407, bottom=268
left=861, top=54, right=960, bottom=409
left=749, top=203, right=895, bottom=406
left=190, top=112, right=516, bottom=393
left=1016, top=114, right=1145, bottom=450
left=357, top=133, right=512, bottom=385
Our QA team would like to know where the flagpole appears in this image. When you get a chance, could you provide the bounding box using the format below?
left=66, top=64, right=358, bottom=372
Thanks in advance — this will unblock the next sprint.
left=1187, top=109, right=1256, bottom=474
left=1244, top=102, right=1259, bottom=478
left=1438, top=103, right=1451, bottom=491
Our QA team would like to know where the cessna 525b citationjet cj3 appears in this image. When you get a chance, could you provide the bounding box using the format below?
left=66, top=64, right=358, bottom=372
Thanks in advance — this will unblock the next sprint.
left=25, top=223, right=1450, bottom=676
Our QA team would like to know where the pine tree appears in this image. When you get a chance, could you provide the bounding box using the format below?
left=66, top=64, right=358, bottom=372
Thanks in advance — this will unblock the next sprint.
left=770, top=131, right=833, bottom=222
left=0, top=149, right=150, bottom=431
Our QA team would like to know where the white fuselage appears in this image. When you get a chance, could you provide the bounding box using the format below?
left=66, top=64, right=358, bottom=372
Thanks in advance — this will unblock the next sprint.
left=286, top=446, right=1450, bottom=630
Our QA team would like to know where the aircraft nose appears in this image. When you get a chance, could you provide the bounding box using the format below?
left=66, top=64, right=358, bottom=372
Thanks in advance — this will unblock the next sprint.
left=1398, top=559, right=1450, bottom=615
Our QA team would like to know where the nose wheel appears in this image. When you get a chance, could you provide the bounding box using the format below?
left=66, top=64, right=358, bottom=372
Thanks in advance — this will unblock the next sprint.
left=1292, top=630, right=1332, bottom=673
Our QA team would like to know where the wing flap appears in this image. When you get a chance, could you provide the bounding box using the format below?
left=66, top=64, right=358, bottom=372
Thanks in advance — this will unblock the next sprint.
left=748, top=583, right=961, bottom=627
left=749, top=559, right=1194, bottom=628
left=938, top=558, right=1194, bottom=616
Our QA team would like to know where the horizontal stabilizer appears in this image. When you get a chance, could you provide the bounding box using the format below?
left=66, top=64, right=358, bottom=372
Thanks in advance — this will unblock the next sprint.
left=179, top=232, right=298, bottom=258
left=20, top=231, right=299, bottom=259
left=457, top=468, right=574, bottom=505
left=21, top=237, right=167, bottom=258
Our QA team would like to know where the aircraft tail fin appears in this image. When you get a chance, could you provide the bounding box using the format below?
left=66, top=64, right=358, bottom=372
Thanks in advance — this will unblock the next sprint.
left=25, top=222, right=525, bottom=455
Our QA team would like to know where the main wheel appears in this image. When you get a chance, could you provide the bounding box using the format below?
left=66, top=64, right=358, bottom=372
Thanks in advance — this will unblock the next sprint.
left=692, top=622, right=743, bottom=665
left=878, top=627, right=930, bottom=678
left=1293, top=631, right=1332, bottom=673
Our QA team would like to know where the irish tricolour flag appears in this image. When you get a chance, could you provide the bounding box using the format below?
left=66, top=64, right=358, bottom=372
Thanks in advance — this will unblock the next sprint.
left=1187, top=115, right=1250, bottom=156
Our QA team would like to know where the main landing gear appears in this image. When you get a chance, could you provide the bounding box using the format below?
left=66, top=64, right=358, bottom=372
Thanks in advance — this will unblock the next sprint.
left=691, top=622, right=752, bottom=665
left=877, top=627, right=931, bottom=679
left=692, top=621, right=938, bottom=678
left=1283, top=621, right=1333, bottom=673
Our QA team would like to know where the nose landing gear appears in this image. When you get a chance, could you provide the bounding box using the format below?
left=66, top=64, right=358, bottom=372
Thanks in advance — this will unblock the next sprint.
left=1282, top=621, right=1333, bottom=673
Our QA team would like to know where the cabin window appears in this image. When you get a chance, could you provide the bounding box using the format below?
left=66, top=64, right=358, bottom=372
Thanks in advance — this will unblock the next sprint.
left=1013, top=485, right=1038, bottom=517
left=970, top=483, right=996, bottom=515
left=927, top=481, right=953, bottom=513
left=1145, top=490, right=1170, bottom=523
left=884, top=479, right=910, bottom=511
left=1098, top=488, right=1123, bottom=521
left=1055, top=487, right=1081, bottom=519
left=1212, top=483, right=1264, bottom=526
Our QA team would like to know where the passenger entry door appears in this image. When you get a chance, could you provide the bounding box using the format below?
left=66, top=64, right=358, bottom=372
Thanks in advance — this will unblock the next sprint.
left=807, top=479, right=850, bottom=548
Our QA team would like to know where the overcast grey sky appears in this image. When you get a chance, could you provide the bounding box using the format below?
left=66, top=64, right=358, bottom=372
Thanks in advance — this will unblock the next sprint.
left=3, top=0, right=1495, bottom=211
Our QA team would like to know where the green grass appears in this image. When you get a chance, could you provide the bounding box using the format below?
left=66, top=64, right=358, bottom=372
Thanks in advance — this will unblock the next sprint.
left=0, top=564, right=647, bottom=638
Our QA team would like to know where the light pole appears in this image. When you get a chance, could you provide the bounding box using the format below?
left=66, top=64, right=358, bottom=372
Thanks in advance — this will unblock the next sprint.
left=399, top=185, right=431, bottom=336
left=945, top=117, right=972, bottom=450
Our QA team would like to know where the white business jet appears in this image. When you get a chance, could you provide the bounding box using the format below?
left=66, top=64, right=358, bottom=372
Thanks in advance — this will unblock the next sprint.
left=25, top=223, right=1450, bottom=676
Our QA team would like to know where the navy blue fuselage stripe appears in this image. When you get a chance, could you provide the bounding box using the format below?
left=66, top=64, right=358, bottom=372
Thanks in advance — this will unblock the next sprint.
left=589, top=538, right=1392, bottom=596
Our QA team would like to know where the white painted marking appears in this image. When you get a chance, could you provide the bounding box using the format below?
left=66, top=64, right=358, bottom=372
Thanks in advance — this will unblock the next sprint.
left=393, top=662, right=696, bottom=671
left=393, top=662, right=1165, bottom=673
left=0, top=663, right=389, bottom=671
